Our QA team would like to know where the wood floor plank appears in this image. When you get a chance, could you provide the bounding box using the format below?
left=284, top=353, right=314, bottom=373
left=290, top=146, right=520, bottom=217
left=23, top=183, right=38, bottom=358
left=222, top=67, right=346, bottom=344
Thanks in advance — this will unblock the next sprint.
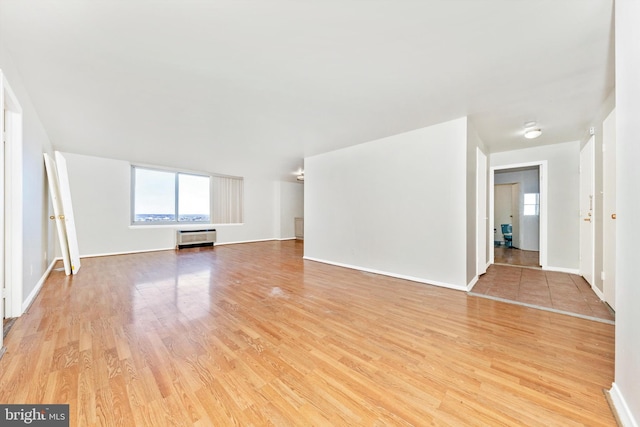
left=0, top=241, right=616, bottom=425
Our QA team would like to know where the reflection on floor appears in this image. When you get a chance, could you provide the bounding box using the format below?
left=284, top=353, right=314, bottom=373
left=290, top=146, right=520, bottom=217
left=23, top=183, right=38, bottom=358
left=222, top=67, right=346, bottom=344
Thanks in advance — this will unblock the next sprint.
left=471, top=264, right=614, bottom=323
left=494, top=246, right=539, bottom=267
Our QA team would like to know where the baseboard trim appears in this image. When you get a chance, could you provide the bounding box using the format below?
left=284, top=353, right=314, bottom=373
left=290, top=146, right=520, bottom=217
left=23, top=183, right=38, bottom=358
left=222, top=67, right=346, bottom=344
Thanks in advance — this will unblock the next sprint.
left=79, top=239, right=291, bottom=258
left=542, top=265, right=580, bottom=275
left=21, top=259, right=58, bottom=314
left=608, top=383, right=639, bottom=427
left=467, top=275, right=479, bottom=291
left=79, top=247, right=175, bottom=259
left=302, top=256, right=467, bottom=291
left=215, top=238, right=279, bottom=246
left=591, top=283, right=606, bottom=301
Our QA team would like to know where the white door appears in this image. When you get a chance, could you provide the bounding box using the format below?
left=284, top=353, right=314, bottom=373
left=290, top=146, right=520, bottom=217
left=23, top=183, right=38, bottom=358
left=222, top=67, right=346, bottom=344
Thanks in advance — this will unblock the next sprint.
left=44, top=153, right=72, bottom=275
left=603, top=110, right=616, bottom=310
left=477, top=148, right=487, bottom=275
left=1, top=100, right=5, bottom=352
left=579, top=135, right=595, bottom=286
left=494, top=184, right=513, bottom=245
left=511, top=183, right=521, bottom=249
left=55, top=152, right=81, bottom=274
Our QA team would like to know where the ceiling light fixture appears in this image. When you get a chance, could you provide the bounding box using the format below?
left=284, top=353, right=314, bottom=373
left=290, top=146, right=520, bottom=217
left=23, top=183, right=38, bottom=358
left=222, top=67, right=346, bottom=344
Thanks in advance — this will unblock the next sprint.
left=296, top=171, right=304, bottom=181
left=524, top=121, right=542, bottom=139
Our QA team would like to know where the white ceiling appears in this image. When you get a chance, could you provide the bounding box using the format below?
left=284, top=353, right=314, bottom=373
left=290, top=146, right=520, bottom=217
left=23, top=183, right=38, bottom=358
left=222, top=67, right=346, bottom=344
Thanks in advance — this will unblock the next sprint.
left=0, top=1, right=614, bottom=181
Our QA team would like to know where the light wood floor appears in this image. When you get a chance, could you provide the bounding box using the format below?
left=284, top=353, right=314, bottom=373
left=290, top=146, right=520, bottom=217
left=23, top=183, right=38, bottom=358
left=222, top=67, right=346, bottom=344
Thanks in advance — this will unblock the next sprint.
left=0, top=241, right=616, bottom=426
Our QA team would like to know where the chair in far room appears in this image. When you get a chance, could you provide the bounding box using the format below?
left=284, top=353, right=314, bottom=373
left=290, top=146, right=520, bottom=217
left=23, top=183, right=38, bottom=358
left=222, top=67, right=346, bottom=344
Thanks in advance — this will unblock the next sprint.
left=501, top=224, right=513, bottom=248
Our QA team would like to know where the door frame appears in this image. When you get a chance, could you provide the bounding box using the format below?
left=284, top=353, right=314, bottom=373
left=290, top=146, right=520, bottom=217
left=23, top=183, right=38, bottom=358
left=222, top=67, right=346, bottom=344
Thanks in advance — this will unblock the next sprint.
left=1, top=71, right=24, bottom=321
left=489, top=161, right=547, bottom=268
left=603, top=110, right=616, bottom=309
left=476, top=147, right=488, bottom=276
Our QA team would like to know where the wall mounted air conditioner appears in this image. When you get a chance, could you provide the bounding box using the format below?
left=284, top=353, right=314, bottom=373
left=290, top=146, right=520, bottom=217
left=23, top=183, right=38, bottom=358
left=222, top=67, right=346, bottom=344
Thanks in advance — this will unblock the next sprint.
left=176, top=229, right=216, bottom=249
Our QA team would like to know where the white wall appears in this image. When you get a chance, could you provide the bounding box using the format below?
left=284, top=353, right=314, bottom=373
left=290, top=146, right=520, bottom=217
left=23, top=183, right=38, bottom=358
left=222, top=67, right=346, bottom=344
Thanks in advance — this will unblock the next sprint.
left=491, top=142, right=580, bottom=271
left=0, top=42, right=56, bottom=311
left=304, top=117, right=469, bottom=290
left=61, top=152, right=296, bottom=256
left=611, top=1, right=640, bottom=425
left=494, top=168, right=540, bottom=251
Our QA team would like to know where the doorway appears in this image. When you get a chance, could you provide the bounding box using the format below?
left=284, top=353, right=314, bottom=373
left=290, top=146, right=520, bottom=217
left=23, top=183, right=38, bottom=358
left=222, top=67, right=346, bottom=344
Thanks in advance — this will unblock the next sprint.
left=1, top=71, right=24, bottom=356
left=492, top=165, right=541, bottom=268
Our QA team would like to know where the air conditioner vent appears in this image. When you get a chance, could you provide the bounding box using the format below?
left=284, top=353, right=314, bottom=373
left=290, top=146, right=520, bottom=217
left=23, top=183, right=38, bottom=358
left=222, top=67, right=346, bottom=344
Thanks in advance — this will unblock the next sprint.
left=176, top=229, right=216, bottom=249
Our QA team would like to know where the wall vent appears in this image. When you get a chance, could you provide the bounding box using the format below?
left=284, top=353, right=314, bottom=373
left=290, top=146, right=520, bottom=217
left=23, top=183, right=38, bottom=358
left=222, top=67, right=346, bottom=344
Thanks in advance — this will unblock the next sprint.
left=176, top=229, right=216, bottom=249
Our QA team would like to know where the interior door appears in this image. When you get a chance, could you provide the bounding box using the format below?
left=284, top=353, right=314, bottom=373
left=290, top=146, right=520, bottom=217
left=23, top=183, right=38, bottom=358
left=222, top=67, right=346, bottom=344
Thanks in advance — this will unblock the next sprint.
left=44, top=153, right=71, bottom=275
left=579, top=135, right=595, bottom=286
left=55, top=152, right=81, bottom=274
left=1, top=101, right=5, bottom=352
left=511, top=183, right=520, bottom=249
left=494, top=184, right=512, bottom=245
left=603, top=110, right=616, bottom=309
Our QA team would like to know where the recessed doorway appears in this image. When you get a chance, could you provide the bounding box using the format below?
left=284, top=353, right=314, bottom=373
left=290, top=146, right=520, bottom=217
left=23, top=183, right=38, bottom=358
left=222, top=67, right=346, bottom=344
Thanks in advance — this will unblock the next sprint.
left=490, top=163, right=545, bottom=269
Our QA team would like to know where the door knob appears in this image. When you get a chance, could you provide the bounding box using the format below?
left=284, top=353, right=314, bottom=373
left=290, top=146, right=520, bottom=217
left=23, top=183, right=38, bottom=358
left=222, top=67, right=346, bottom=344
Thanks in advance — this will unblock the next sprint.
left=611, top=213, right=616, bottom=219
left=583, top=218, right=591, bottom=222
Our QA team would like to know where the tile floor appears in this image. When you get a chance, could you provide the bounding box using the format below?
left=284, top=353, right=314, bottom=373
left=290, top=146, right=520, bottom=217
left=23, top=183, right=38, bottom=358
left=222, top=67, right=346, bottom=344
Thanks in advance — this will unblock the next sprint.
left=470, top=264, right=615, bottom=323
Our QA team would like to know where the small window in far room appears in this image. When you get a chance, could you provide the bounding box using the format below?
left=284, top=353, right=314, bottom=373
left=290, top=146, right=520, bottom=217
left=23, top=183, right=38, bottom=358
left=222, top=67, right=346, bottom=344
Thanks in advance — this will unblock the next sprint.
left=523, top=193, right=540, bottom=216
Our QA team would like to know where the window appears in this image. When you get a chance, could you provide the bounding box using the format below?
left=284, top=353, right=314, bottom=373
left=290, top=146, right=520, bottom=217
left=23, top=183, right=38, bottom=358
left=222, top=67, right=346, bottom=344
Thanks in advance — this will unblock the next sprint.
left=132, top=166, right=244, bottom=225
left=132, top=167, right=210, bottom=223
left=523, top=193, right=540, bottom=216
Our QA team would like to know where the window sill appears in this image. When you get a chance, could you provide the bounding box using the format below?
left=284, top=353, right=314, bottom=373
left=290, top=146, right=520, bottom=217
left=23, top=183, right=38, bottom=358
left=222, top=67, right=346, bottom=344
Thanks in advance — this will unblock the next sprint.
left=128, top=223, right=244, bottom=230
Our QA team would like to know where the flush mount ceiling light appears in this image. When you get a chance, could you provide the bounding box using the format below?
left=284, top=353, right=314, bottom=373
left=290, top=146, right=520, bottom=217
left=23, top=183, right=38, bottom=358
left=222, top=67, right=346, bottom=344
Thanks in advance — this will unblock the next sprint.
left=524, top=121, right=542, bottom=139
left=296, top=170, right=304, bottom=181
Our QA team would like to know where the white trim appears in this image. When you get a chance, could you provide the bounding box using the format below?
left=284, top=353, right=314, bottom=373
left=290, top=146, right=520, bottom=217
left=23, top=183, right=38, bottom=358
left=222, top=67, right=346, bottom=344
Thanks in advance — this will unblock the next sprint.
left=128, top=223, right=243, bottom=230
left=590, top=283, right=605, bottom=301
left=277, top=237, right=297, bottom=241
left=467, top=275, right=479, bottom=291
left=215, top=238, right=279, bottom=246
left=303, top=256, right=468, bottom=291
left=609, top=383, right=639, bottom=427
left=22, top=259, right=57, bottom=313
left=542, top=265, right=580, bottom=275
left=489, top=161, right=547, bottom=268
left=78, top=238, right=288, bottom=258
left=80, top=247, right=175, bottom=259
